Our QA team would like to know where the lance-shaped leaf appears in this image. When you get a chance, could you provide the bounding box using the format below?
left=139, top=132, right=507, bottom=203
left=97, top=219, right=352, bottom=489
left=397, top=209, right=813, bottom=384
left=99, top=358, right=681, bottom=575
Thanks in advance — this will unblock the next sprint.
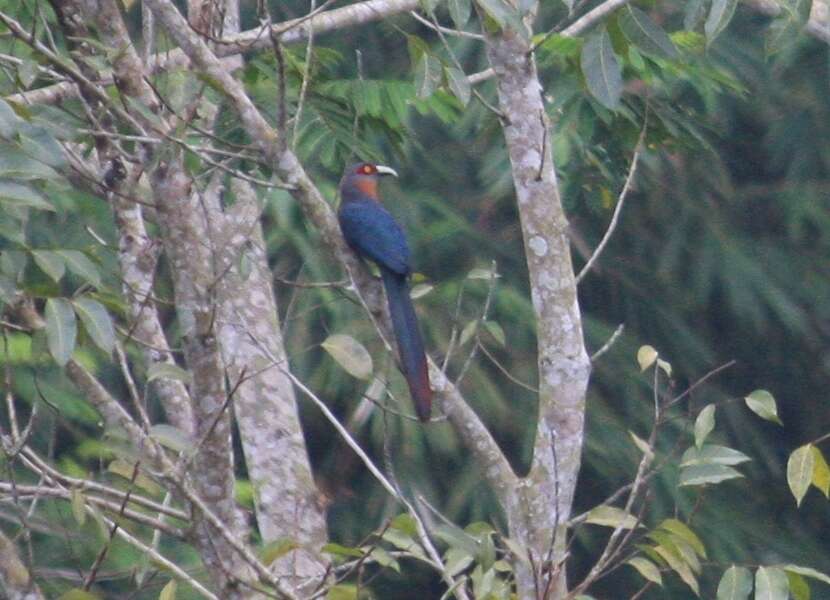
left=414, top=53, right=443, bottom=99
left=448, top=0, right=471, bottom=28
left=0, top=181, right=54, bottom=210
left=581, top=28, right=622, bottom=111
left=32, top=250, right=65, bottom=282
left=704, top=0, right=738, bottom=43
left=58, top=250, right=102, bottom=288
left=322, top=334, right=373, bottom=380
left=628, top=557, right=663, bottom=586
left=446, top=66, right=471, bottom=106
left=619, top=6, right=680, bottom=60
left=585, top=505, right=639, bottom=529
left=681, top=444, right=751, bottom=467
left=787, top=444, right=815, bottom=506
left=694, top=404, right=716, bottom=449
left=658, top=519, right=706, bottom=558
left=679, top=463, right=743, bottom=486
left=159, top=580, right=177, bottom=600
left=755, top=566, right=789, bottom=600
left=716, top=565, right=752, bottom=600
left=810, top=446, right=830, bottom=497
left=45, top=298, right=77, bottom=366
left=73, top=296, right=116, bottom=354
left=780, top=564, right=830, bottom=586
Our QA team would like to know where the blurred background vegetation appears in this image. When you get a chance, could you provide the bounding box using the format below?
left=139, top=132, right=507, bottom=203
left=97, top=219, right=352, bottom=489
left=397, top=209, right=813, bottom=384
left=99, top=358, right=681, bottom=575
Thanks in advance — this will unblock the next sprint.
left=0, top=0, right=828, bottom=597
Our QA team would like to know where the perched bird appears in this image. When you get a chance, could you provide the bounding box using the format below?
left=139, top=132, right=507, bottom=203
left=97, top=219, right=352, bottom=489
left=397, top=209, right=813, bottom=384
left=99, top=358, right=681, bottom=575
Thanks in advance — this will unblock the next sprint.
left=338, top=162, right=432, bottom=421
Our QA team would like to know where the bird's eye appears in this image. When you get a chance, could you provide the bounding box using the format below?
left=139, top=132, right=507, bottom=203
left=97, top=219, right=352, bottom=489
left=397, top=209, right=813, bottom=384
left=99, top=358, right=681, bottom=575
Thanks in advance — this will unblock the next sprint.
left=361, top=165, right=374, bottom=174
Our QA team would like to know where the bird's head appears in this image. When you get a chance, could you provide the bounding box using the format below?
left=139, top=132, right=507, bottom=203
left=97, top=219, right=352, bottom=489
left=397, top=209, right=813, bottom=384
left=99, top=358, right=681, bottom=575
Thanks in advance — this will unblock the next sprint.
left=339, top=162, right=398, bottom=202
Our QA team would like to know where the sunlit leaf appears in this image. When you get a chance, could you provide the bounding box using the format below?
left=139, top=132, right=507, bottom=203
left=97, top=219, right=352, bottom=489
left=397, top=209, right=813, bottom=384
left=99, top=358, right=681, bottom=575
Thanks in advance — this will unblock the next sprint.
left=810, top=446, right=830, bottom=497
left=414, top=53, right=442, bottom=99
left=658, top=519, right=706, bottom=558
left=716, top=565, right=752, bottom=600
left=73, top=296, right=116, bottom=353
left=637, top=345, right=658, bottom=371
left=652, top=543, right=699, bottom=595
left=744, top=390, right=782, bottom=425
left=786, top=572, right=810, bottom=600
left=460, top=320, right=478, bottom=346
left=484, top=320, right=506, bottom=346
left=694, top=404, right=716, bottom=449
left=158, top=579, right=177, bottom=600
left=321, top=334, right=373, bottom=380
left=755, top=566, right=789, bottom=600
left=629, top=431, right=654, bottom=462
left=410, top=283, right=434, bottom=299
left=585, top=505, right=639, bottom=529
left=781, top=564, right=830, bottom=586
left=368, top=546, right=401, bottom=573
left=45, top=298, right=77, bottom=366
left=467, top=267, right=500, bottom=280
left=628, top=556, right=663, bottom=586
left=787, top=444, right=815, bottom=506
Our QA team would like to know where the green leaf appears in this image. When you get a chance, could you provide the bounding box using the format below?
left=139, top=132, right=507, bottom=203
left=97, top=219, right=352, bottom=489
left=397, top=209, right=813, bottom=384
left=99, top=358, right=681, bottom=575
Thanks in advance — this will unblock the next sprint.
left=629, top=431, right=654, bottom=462
left=58, top=250, right=102, bottom=288
left=628, top=557, right=663, bottom=586
left=681, top=444, right=751, bottom=467
left=459, top=320, right=478, bottom=346
left=467, top=266, right=500, bottom=280
left=716, top=565, right=753, bottom=600
left=321, top=334, right=373, bottom=380
left=448, top=0, right=471, bottom=28
left=0, top=99, right=22, bottom=139
left=322, top=543, right=364, bottom=559
left=107, top=459, right=161, bottom=496
left=32, top=250, right=65, bottom=282
left=781, top=564, right=830, bottom=586
left=414, top=53, right=442, bottom=99
left=0, top=181, right=54, bottom=210
left=694, top=404, right=716, bottom=449
left=72, top=297, right=116, bottom=353
left=420, top=0, right=441, bottom=14
left=483, top=320, right=506, bottom=346
left=147, top=362, right=193, bottom=384
left=368, top=546, right=401, bottom=572
left=786, top=572, right=810, bottom=600
left=787, top=444, right=815, bottom=506
left=637, top=345, right=658, bottom=371
left=585, top=505, right=639, bottom=529
left=684, top=0, right=707, bottom=30
left=19, top=124, right=67, bottom=168
left=326, top=584, right=358, bottom=600
left=70, top=487, right=86, bottom=526
left=744, top=389, right=782, bottom=425
left=475, top=0, right=514, bottom=30
left=446, top=66, right=471, bottom=106
left=158, top=579, right=177, bottom=600
left=652, top=543, right=699, bottom=595
left=410, top=283, right=434, bottom=299
left=444, top=546, right=474, bottom=576
left=619, top=6, right=680, bottom=60
left=18, top=59, right=38, bottom=89
left=658, top=519, right=706, bottom=558
left=58, top=590, right=101, bottom=600
left=810, top=446, right=830, bottom=497
left=704, top=0, right=738, bottom=43
left=755, top=566, right=789, bottom=600
left=149, top=424, right=192, bottom=453
left=260, top=538, right=299, bottom=565
left=679, top=463, right=743, bottom=486
left=581, top=28, right=622, bottom=111
left=45, top=298, right=77, bottom=366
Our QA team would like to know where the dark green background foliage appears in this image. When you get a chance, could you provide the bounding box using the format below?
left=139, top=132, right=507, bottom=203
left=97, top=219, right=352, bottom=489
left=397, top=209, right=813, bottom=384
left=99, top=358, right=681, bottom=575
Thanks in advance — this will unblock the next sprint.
left=0, top=0, right=828, bottom=597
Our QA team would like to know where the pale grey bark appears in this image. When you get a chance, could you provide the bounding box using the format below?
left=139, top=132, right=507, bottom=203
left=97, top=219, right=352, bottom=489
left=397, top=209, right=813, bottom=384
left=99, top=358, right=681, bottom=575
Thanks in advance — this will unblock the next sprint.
left=483, top=22, right=591, bottom=600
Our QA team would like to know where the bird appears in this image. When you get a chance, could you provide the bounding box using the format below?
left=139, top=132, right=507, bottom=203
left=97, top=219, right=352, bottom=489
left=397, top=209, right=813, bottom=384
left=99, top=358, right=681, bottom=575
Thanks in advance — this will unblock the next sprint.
left=337, top=162, right=432, bottom=422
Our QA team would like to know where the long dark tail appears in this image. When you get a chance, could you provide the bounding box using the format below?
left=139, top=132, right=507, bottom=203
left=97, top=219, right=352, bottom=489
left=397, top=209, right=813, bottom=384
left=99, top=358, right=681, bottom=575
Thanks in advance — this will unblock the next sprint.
left=380, top=268, right=432, bottom=421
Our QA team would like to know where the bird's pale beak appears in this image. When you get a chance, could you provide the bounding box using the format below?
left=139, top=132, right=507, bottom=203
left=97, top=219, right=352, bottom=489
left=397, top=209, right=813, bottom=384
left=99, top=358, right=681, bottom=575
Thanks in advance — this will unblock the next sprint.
left=375, top=165, right=399, bottom=178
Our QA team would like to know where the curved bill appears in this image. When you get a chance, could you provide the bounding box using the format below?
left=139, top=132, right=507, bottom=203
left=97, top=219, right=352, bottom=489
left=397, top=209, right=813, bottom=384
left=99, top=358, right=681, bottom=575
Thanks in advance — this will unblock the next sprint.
left=375, top=165, right=399, bottom=177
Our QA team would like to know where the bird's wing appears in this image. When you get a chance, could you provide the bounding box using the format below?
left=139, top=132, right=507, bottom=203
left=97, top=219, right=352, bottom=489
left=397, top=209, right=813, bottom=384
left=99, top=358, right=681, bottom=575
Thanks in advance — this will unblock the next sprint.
left=339, top=200, right=411, bottom=275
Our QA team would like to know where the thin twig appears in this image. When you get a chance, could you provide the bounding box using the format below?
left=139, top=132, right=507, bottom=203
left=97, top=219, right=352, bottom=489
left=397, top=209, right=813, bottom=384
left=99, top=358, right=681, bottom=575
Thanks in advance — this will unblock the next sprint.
left=576, top=112, right=647, bottom=284
left=590, top=323, right=625, bottom=362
